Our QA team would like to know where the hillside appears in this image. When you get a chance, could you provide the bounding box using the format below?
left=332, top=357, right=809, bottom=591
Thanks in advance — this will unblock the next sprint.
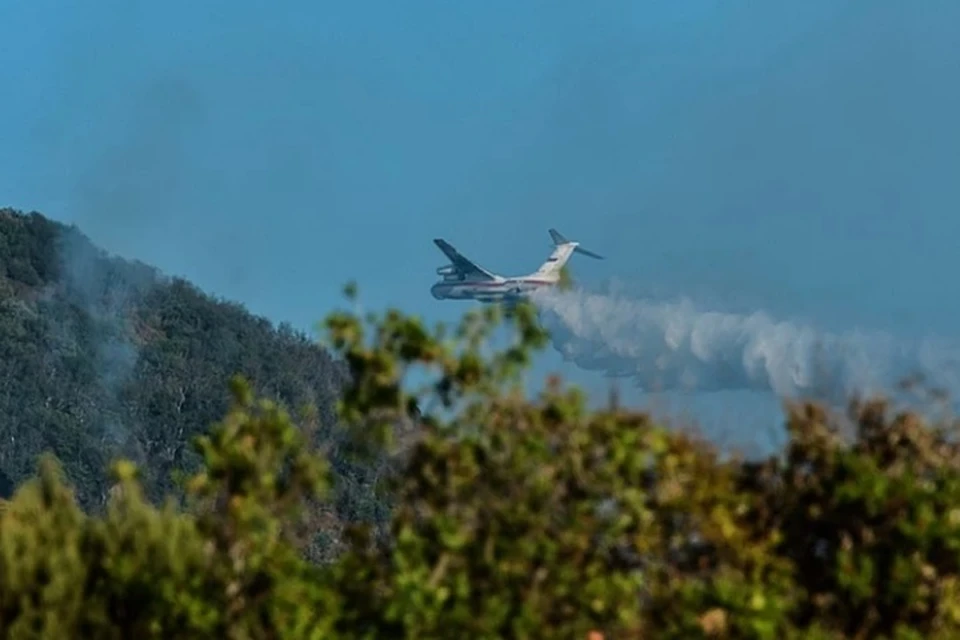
left=6, top=211, right=960, bottom=637
left=0, top=208, right=349, bottom=511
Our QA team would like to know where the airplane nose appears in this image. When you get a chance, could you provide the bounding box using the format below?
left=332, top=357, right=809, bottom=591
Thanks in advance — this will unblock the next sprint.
left=430, top=283, right=444, bottom=300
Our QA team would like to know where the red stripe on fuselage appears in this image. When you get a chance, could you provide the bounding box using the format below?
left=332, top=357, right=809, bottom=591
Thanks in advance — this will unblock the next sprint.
left=456, top=279, right=553, bottom=287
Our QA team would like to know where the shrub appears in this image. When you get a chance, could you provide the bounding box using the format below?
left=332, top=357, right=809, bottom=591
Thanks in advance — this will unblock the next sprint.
left=2, top=287, right=960, bottom=639
left=0, top=378, right=337, bottom=639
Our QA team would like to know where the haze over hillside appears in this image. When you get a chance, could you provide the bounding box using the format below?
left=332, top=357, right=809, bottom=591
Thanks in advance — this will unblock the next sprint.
left=0, top=208, right=363, bottom=520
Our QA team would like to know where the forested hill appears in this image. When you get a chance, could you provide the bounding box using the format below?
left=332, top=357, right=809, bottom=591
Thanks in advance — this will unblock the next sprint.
left=0, top=207, right=346, bottom=509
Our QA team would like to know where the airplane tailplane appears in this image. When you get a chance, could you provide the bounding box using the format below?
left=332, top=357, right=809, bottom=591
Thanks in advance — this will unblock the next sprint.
left=549, top=228, right=604, bottom=260
left=535, top=228, right=604, bottom=278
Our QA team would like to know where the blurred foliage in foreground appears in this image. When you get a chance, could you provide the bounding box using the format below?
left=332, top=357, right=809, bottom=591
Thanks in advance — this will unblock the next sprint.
left=4, top=286, right=960, bottom=639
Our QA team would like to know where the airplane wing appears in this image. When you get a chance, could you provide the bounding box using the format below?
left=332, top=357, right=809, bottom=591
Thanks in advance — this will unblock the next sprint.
left=433, top=239, right=497, bottom=280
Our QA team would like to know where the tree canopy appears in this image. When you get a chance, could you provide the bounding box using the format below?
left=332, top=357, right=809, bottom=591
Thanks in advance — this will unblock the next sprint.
left=0, top=208, right=386, bottom=561
left=3, top=270, right=960, bottom=638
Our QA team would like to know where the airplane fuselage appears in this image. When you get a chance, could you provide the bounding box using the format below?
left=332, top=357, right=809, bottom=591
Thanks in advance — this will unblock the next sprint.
left=430, top=276, right=554, bottom=303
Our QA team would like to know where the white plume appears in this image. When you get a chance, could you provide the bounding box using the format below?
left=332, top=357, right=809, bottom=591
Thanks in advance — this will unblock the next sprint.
left=532, top=287, right=960, bottom=404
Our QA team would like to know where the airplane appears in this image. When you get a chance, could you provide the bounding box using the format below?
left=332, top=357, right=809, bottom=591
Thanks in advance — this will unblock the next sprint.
left=430, top=228, right=604, bottom=303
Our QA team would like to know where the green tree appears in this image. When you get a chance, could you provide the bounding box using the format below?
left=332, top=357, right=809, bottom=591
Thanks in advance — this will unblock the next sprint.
left=320, top=288, right=797, bottom=639
left=0, top=208, right=346, bottom=511
left=746, top=399, right=960, bottom=638
left=318, top=286, right=960, bottom=639
left=4, top=277, right=960, bottom=639
left=0, top=377, right=338, bottom=639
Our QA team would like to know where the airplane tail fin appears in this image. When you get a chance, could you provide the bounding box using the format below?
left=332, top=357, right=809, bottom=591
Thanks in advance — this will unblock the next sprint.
left=534, top=228, right=604, bottom=278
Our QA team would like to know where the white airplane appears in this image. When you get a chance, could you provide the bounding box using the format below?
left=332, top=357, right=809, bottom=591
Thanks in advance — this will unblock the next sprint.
left=430, top=228, right=604, bottom=303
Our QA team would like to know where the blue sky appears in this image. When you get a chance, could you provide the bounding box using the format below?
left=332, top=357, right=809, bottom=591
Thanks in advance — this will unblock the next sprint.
left=2, top=0, right=959, bottom=449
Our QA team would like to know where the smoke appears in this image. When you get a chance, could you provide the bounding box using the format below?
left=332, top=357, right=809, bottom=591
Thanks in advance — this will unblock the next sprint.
left=48, top=226, right=160, bottom=451
left=533, top=287, right=960, bottom=406
left=34, top=74, right=196, bottom=453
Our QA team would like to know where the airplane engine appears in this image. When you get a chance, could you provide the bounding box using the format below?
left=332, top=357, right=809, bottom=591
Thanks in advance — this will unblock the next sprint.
left=436, top=265, right=457, bottom=276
